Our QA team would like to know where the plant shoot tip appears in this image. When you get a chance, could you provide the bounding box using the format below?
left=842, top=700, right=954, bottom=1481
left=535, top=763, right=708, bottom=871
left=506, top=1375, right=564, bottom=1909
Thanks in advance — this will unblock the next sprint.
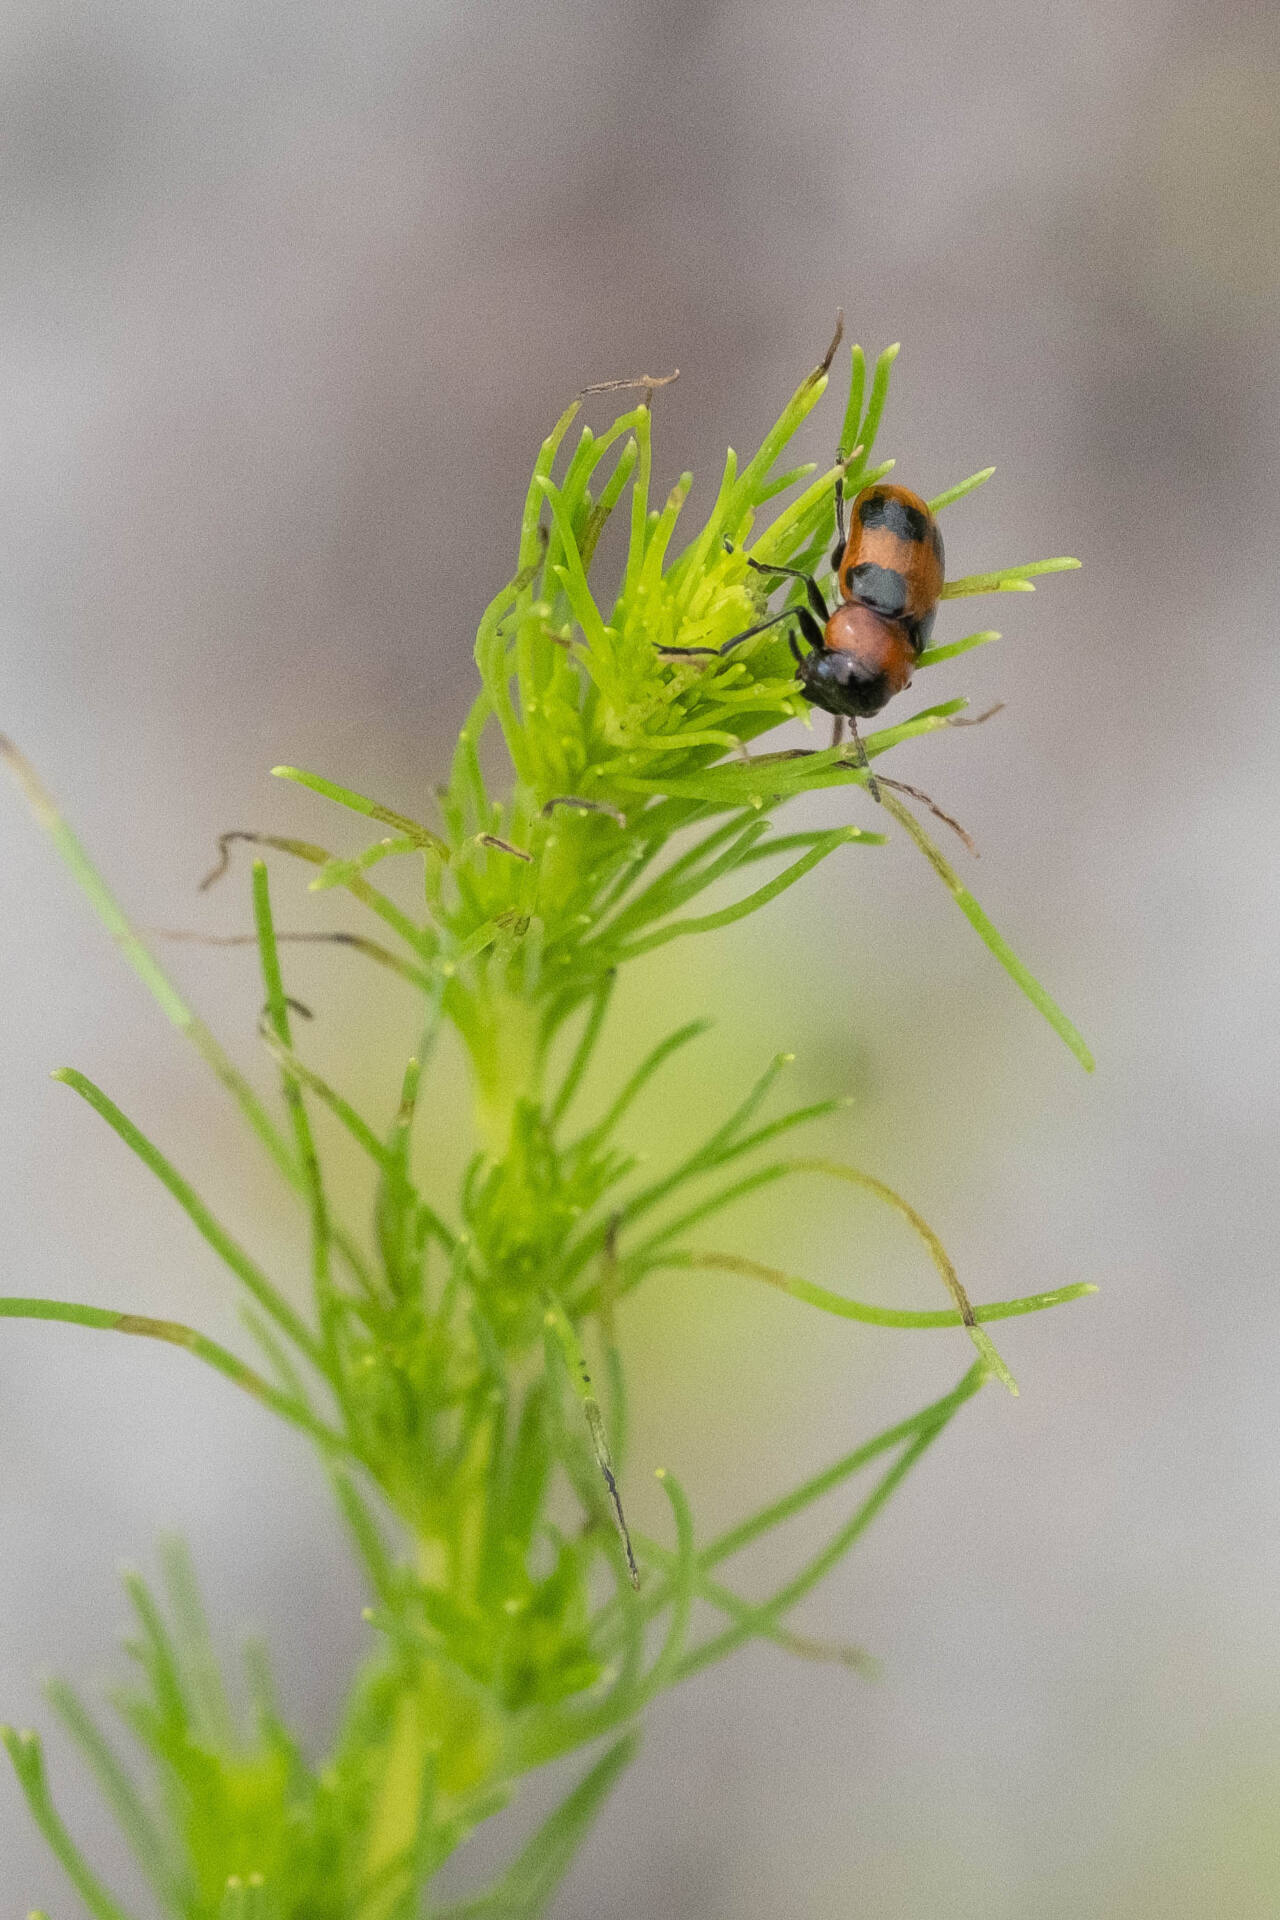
left=5, top=331, right=1091, bottom=1906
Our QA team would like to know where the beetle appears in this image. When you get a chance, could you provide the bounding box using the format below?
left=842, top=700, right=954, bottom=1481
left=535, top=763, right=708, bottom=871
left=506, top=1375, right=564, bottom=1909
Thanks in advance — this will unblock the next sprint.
left=658, top=476, right=945, bottom=795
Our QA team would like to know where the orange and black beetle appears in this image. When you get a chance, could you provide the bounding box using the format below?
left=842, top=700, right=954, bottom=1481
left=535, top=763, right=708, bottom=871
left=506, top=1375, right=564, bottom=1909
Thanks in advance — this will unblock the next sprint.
left=834, top=481, right=944, bottom=652
left=659, top=477, right=944, bottom=738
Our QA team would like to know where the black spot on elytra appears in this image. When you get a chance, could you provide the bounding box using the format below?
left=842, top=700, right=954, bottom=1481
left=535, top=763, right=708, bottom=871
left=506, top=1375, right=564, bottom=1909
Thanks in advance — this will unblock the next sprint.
left=846, top=561, right=909, bottom=619
left=857, top=490, right=930, bottom=544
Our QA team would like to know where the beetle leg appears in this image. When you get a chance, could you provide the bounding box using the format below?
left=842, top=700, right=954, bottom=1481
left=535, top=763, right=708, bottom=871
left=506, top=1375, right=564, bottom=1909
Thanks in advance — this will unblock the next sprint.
left=656, top=607, right=797, bottom=659
left=843, top=718, right=882, bottom=804
left=744, top=555, right=830, bottom=626
left=794, top=608, right=827, bottom=652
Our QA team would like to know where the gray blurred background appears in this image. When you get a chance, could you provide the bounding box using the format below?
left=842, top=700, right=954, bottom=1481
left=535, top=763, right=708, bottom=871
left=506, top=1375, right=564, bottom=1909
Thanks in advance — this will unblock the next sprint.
left=2, top=0, right=1279, bottom=1912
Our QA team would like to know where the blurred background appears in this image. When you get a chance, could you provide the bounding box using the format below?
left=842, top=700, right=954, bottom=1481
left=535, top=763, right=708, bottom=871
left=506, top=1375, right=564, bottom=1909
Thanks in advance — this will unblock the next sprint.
left=2, top=0, right=1278, bottom=1912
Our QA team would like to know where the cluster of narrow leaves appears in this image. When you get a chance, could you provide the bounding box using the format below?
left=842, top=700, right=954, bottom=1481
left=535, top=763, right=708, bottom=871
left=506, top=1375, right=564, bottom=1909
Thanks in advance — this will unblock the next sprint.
left=1, top=332, right=1093, bottom=1920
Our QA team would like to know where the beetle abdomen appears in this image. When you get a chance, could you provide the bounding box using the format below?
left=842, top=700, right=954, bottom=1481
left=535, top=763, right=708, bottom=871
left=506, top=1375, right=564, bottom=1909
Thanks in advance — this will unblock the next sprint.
left=839, top=483, right=944, bottom=636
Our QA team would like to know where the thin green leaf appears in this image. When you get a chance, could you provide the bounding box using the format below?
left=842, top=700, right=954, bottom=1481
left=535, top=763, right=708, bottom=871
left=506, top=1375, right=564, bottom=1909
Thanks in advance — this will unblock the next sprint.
left=609, top=704, right=969, bottom=809
left=599, top=1367, right=985, bottom=1661
left=616, top=829, right=858, bottom=959
left=330, top=1470, right=398, bottom=1606
left=701, top=1362, right=983, bottom=1570
left=721, top=335, right=840, bottom=530
left=880, top=791, right=1096, bottom=1071
left=639, top=1467, right=697, bottom=1697
left=837, top=343, right=866, bottom=465
left=202, top=830, right=434, bottom=959
left=270, top=766, right=448, bottom=858
left=549, top=972, right=615, bottom=1127
left=119, top=1569, right=188, bottom=1734
left=538, top=476, right=609, bottom=652
left=2, top=1727, right=139, bottom=1920
left=857, top=342, right=900, bottom=464
left=788, top=1155, right=1018, bottom=1390
left=598, top=812, right=770, bottom=943
left=617, top=1048, right=794, bottom=1216
left=157, top=1539, right=233, bottom=1749
left=52, top=1068, right=323, bottom=1363
left=634, top=1536, right=879, bottom=1677
left=562, top=1061, right=793, bottom=1303
left=44, top=1679, right=186, bottom=1906
left=255, top=1030, right=386, bottom=1166
left=580, top=437, right=639, bottom=571
left=676, top=1395, right=963, bottom=1680
left=434, top=1733, right=640, bottom=1919
left=655, top=1249, right=1092, bottom=1339
left=928, top=467, right=996, bottom=513
left=941, top=556, right=1080, bottom=598
left=613, top=1164, right=798, bottom=1282
left=544, top=1290, right=638, bottom=1588
left=577, top=1018, right=711, bottom=1151
left=0, top=738, right=295, bottom=1183
left=735, top=828, right=883, bottom=865
left=0, top=1297, right=349, bottom=1451
left=519, top=1471, right=695, bottom=1769
left=253, top=862, right=339, bottom=1368
left=376, top=1050, right=428, bottom=1299
left=917, top=628, right=1002, bottom=668
left=309, top=835, right=422, bottom=891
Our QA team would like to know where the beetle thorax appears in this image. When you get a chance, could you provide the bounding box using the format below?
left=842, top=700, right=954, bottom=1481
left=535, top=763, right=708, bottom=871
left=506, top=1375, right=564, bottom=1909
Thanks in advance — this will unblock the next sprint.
left=823, top=603, right=915, bottom=689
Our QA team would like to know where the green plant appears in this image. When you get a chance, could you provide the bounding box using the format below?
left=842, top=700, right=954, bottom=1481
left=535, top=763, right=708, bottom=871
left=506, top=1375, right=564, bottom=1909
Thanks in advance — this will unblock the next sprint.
left=2, top=329, right=1093, bottom=1920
